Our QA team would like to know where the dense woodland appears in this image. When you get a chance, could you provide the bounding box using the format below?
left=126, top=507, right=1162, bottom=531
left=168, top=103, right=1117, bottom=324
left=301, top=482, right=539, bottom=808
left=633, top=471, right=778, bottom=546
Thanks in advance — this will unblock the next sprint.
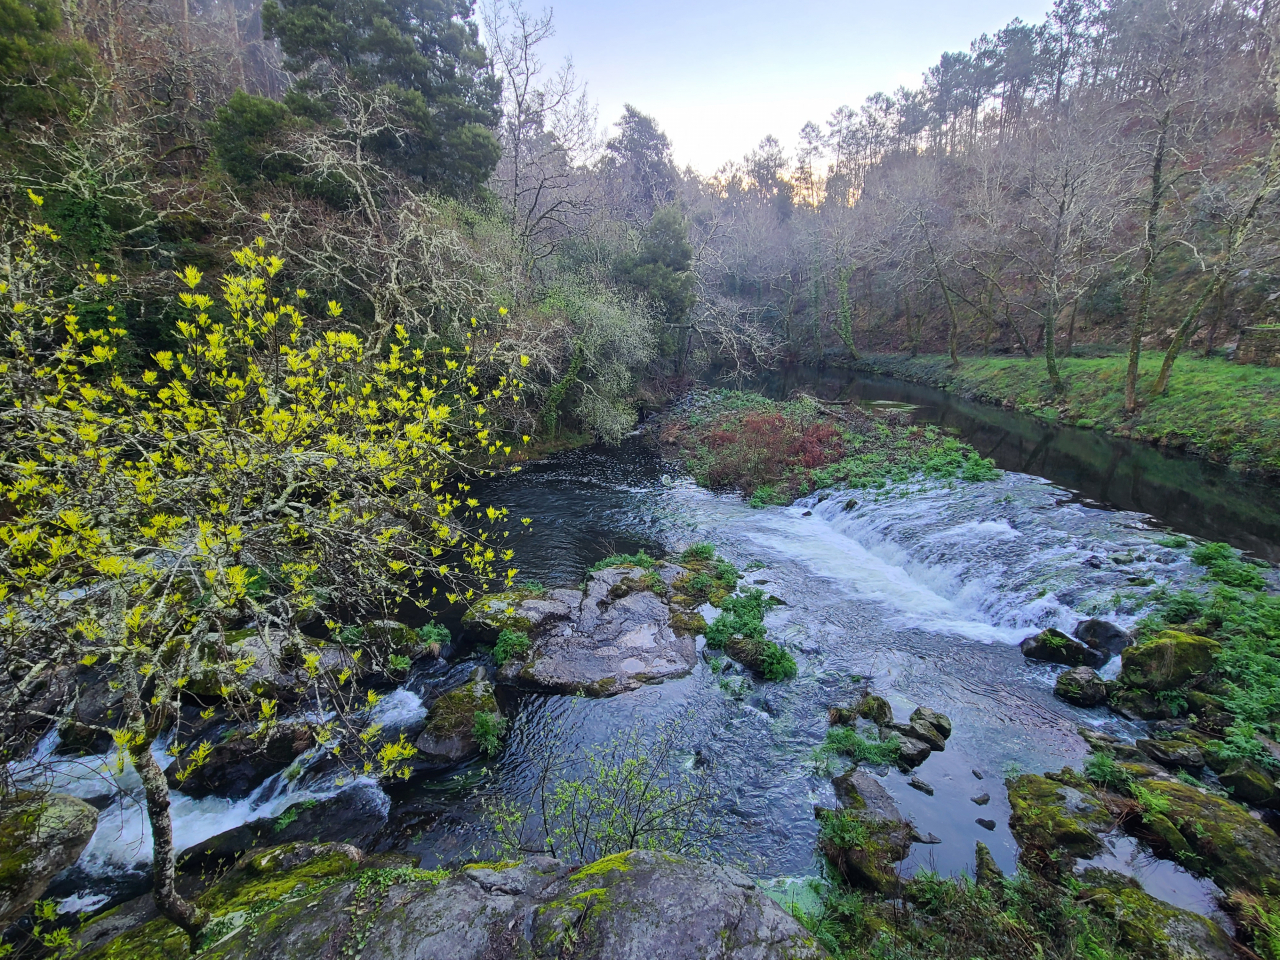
left=7, top=0, right=1280, bottom=431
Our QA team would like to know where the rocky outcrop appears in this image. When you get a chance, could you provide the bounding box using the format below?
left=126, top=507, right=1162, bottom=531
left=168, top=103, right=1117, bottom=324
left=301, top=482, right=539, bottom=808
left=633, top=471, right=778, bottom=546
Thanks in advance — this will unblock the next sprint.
left=1007, top=770, right=1111, bottom=863
left=414, top=674, right=502, bottom=766
left=821, top=770, right=914, bottom=894
left=88, top=845, right=826, bottom=960
left=1020, top=628, right=1106, bottom=668
left=1135, top=738, right=1204, bottom=771
left=482, top=563, right=705, bottom=697
left=1055, top=666, right=1108, bottom=707
left=1077, top=870, right=1235, bottom=960
left=1220, top=759, right=1278, bottom=806
left=1, top=792, right=99, bottom=926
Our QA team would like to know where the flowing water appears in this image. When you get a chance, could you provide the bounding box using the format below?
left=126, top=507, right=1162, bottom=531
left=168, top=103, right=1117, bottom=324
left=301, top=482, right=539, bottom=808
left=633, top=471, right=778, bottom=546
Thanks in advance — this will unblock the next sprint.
left=29, top=368, right=1279, bottom=924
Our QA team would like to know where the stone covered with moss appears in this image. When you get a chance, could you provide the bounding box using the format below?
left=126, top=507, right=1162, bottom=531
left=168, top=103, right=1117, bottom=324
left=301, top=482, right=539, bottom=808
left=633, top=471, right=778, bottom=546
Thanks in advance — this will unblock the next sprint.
left=1077, top=869, right=1234, bottom=960
left=414, top=677, right=501, bottom=765
left=82, top=845, right=822, bottom=960
left=1, top=791, right=98, bottom=926
left=1118, top=631, right=1221, bottom=692
left=1006, top=769, right=1111, bottom=861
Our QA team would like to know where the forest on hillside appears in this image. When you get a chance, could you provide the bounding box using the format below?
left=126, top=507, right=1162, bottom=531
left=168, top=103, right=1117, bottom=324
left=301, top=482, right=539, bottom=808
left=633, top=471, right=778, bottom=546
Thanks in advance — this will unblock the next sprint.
left=8, top=0, right=1280, bottom=441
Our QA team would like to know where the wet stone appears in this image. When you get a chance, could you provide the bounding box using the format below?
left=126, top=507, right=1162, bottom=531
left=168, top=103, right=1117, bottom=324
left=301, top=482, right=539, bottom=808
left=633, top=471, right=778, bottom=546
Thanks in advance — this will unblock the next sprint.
left=481, top=563, right=702, bottom=697
left=909, top=776, right=934, bottom=796
left=971, top=793, right=990, bottom=806
left=976, top=818, right=996, bottom=831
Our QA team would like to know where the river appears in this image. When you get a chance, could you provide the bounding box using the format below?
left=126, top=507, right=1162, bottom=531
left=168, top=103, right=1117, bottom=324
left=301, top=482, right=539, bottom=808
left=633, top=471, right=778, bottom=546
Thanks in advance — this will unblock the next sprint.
left=37, top=367, right=1277, bottom=923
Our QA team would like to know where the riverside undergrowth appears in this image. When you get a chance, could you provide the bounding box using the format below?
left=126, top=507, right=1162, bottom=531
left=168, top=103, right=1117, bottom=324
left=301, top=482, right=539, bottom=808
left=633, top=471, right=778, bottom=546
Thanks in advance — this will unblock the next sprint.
left=660, top=390, right=998, bottom=506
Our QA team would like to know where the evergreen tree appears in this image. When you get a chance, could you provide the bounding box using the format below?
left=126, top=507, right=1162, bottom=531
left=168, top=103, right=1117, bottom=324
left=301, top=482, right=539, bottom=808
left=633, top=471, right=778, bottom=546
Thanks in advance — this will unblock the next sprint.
left=252, top=0, right=502, bottom=194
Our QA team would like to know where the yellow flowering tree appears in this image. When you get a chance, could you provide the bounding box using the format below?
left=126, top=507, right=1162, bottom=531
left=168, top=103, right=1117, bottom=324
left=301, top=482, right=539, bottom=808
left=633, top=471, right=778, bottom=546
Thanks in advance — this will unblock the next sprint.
left=0, top=202, right=526, bottom=933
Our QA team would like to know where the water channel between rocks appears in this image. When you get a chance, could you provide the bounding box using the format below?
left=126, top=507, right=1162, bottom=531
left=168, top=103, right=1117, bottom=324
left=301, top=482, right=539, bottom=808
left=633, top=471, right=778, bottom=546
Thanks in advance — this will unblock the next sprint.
left=36, top=369, right=1279, bottom=925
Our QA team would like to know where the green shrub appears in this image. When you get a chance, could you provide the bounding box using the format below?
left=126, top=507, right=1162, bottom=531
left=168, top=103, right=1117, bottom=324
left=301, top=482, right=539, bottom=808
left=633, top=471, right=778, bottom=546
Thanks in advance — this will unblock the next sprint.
left=589, top=550, right=658, bottom=572
left=1084, top=751, right=1131, bottom=791
left=493, top=628, right=530, bottom=665
left=417, top=621, right=450, bottom=645
left=1192, top=542, right=1268, bottom=591
left=472, top=711, right=507, bottom=757
left=705, top=588, right=774, bottom=647
left=680, top=543, right=715, bottom=562
left=819, top=726, right=900, bottom=765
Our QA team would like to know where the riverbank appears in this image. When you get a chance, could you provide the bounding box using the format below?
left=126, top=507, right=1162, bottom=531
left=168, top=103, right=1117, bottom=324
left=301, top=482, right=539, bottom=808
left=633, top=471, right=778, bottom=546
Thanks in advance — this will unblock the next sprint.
left=846, top=353, right=1280, bottom=477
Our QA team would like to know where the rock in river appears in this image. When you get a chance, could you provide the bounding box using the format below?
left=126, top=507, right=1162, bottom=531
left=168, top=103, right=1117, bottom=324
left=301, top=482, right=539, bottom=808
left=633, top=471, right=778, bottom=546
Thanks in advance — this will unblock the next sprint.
left=482, top=563, right=704, bottom=697
left=1020, top=628, right=1106, bottom=669
left=1054, top=666, right=1108, bottom=707
left=1, top=792, right=98, bottom=926
left=414, top=676, right=502, bottom=766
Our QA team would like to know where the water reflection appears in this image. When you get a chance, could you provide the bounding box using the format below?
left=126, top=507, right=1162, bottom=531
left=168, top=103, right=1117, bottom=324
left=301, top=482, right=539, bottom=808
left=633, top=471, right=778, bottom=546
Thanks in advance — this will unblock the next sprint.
left=752, top=365, right=1280, bottom=561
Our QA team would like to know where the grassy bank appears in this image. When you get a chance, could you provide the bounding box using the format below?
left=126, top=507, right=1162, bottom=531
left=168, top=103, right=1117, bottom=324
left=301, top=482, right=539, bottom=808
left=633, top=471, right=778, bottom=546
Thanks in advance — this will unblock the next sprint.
left=851, top=353, right=1280, bottom=476
left=660, top=390, right=998, bottom=506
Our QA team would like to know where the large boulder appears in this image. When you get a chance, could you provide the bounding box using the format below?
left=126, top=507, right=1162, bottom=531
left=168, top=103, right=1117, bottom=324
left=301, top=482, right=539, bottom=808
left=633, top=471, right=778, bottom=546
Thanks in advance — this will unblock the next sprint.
left=821, top=770, right=913, bottom=894
left=89, top=847, right=825, bottom=960
left=1073, top=619, right=1132, bottom=659
left=414, top=677, right=502, bottom=766
left=1135, top=738, right=1204, bottom=771
left=1020, top=628, right=1106, bottom=668
left=1078, top=870, right=1234, bottom=960
left=1132, top=778, right=1280, bottom=893
left=1220, top=760, right=1278, bottom=807
left=1055, top=667, right=1108, bottom=707
left=909, top=706, right=952, bottom=741
left=489, top=564, right=703, bottom=697
left=1, top=792, right=99, bottom=926
left=1119, top=631, right=1220, bottom=692
left=166, top=723, right=312, bottom=799
left=1007, top=770, right=1111, bottom=863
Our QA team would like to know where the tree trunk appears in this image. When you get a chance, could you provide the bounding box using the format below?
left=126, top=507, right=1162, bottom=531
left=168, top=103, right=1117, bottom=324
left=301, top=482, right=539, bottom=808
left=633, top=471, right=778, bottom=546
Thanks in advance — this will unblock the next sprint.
left=1153, top=276, right=1219, bottom=396
left=130, top=740, right=209, bottom=935
left=1126, top=109, right=1170, bottom=414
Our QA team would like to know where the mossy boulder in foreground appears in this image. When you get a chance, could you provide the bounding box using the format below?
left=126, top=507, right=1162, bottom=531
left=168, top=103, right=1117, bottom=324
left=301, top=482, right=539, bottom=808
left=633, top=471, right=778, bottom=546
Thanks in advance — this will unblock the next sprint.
left=1, top=791, right=98, bottom=926
left=1077, top=869, right=1234, bottom=960
left=1006, top=770, right=1111, bottom=861
left=82, top=845, right=825, bottom=960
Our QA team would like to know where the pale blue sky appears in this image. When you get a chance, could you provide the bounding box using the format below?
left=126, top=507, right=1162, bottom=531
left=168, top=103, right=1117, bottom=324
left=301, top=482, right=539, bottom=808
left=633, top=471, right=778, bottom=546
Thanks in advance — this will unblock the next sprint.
left=531, top=0, right=1053, bottom=173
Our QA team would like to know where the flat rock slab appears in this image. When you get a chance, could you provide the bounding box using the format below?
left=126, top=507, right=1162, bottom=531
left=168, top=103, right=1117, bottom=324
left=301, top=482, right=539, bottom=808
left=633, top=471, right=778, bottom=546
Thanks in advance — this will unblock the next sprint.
left=202, top=848, right=824, bottom=960
left=488, top=564, right=701, bottom=697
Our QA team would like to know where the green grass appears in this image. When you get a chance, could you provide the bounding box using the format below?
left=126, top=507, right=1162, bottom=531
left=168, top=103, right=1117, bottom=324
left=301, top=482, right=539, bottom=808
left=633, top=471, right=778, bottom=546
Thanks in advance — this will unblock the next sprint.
left=705, top=588, right=774, bottom=647
left=855, top=352, right=1280, bottom=474
left=589, top=550, right=658, bottom=572
left=818, top=726, right=901, bottom=765
left=493, top=628, right=530, bottom=665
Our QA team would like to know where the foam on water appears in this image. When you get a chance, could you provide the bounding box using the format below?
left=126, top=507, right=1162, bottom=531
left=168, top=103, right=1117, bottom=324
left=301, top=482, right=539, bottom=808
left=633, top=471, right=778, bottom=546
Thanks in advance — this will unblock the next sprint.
left=730, top=473, right=1185, bottom=646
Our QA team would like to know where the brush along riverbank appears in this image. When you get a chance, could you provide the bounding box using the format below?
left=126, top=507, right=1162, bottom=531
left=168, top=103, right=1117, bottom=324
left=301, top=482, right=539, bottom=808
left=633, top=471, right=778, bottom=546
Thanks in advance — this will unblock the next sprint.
left=659, top=389, right=999, bottom=506
left=848, top=353, right=1280, bottom=477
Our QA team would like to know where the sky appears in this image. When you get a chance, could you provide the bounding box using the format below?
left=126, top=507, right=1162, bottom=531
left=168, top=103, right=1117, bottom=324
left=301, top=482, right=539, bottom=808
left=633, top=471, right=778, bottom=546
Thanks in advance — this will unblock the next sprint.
left=528, top=0, right=1054, bottom=175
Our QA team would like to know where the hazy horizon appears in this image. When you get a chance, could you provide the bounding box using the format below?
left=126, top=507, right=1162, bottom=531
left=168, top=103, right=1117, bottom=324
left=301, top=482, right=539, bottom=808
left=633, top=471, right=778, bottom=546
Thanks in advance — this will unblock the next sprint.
left=532, top=0, right=1056, bottom=174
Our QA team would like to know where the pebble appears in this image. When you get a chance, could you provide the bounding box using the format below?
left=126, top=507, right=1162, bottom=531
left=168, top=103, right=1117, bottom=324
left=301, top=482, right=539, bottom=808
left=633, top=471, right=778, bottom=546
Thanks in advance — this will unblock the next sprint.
left=909, top=777, right=934, bottom=796
left=976, top=818, right=996, bottom=831
left=971, top=793, right=990, bottom=806
left=972, top=769, right=984, bottom=780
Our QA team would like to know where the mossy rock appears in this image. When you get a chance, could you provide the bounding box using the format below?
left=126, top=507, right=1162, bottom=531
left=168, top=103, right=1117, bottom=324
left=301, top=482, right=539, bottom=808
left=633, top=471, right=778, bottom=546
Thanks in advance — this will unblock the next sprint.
left=856, top=694, right=893, bottom=726
left=1078, top=870, right=1234, bottom=959
left=81, top=843, right=365, bottom=960
left=1006, top=770, right=1111, bottom=862
left=1107, top=684, right=1177, bottom=721
left=1055, top=666, right=1107, bottom=707
left=668, top=607, right=708, bottom=637
left=1120, top=631, right=1221, bottom=692
left=1, top=792, right=99, bottom=926
left=413, top=680, right=500, bottom=764
left=909, top=706, right=951, bottom=740
left=1021, top=628, right=1105, bottom=668
left=815, top=806, right=913, bottom=894
left=723, top=633, right=797, bottom=681
left=1140, top=779, right=1280, bottom=893
left=461, top=587, right=544, bottom=638
left=1220, top=760, right=1278, bottom=807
